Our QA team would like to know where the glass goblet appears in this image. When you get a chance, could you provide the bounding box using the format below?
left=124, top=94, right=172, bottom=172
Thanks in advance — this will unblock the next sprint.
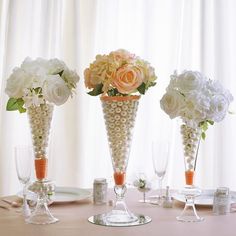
left=15, top=146, right=33, bottom=218
left=133, top=173, right=151, bottom=203
left=151, top=141, right=170, bottom=205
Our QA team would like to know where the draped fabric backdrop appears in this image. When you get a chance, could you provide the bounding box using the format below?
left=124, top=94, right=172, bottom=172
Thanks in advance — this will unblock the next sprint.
left=0, top=0, right=235, bottom=195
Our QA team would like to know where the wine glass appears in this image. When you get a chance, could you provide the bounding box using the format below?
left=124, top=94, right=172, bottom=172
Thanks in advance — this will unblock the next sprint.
left=151, top=140, right=170, bottom=205
left=15, top=146, right=33, bottom=218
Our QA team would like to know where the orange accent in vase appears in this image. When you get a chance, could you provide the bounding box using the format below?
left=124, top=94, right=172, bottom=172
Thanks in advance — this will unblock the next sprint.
left=35, top=158, right=48, bottom=180
left=185, top=170, right=194, bottom=185
left=114, top=172, right=126, bottom=185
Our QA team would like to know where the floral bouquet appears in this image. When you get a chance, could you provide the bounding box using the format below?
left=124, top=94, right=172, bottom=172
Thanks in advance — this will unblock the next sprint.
left=160, top=70, right=233, bottom=138
left=133, top=173, right=151, bottom=203
left=84, top=49, right=157, bottom=96
left=5, top=57, right=79, bottom=112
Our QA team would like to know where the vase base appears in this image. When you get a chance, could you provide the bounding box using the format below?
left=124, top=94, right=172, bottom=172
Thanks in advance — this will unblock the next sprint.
left=177, top=186, right=204, bottom=223
left=88, top=212, right=151, bottom=227
left=176, top=215, right=204, bottom=223
left=26, top=213, right=58, bottom=225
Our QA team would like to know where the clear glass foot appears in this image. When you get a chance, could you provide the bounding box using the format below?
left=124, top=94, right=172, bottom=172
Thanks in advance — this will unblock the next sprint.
left=26, top=180, right=58, bottom=224
left=176, top=186, right=204, bottom=222
left=88, top=184, right=152, bottom=227
left=25, top=195, right=58, bottom=224
left=149, top=195, right=163, bottom=205
left=105, top=185, right=138, bottom=224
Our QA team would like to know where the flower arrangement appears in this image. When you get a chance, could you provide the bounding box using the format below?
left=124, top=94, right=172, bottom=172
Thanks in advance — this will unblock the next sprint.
left=84, top=49, right=157, bottom=96
left=5, top=57, right=80, bottom=113
left=160, top=70, right=233, bottom=138
left=133, top=174, right=151, bottom=191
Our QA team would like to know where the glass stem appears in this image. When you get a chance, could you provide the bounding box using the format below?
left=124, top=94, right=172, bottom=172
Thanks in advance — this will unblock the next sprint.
left=158, top=178, right=162, bottom=199
left=23, top=184, right=28, bottom=207
left=143, top=192, right=146, bottom=203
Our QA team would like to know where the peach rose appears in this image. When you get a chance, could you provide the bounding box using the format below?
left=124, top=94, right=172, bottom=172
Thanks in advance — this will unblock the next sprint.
left=113, top=65, right=144, bottom=94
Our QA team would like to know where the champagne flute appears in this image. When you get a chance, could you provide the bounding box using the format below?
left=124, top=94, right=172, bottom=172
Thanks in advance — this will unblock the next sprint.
left=151, top=140, right=170, bottom=205
left=15, top=146, right=32, bottom=218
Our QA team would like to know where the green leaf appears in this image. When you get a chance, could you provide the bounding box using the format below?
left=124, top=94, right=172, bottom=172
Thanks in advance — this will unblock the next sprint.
left=34, top=87, right=42, bottom=94
left=137, top=82, right=146, bottom=95
left=6, top=98, right=20, bottom=111
left=58, top=70, right=64, bottom=77
left=148, top=81, right=156, bottom=88
left=18, top=106, right=26, bottom=113
left=87, top=83, right=103, bottom=96
left=201, top=132, right=206, bottom=140
left=107, top=88, right=120, bottom=96
left=207, top=120, right=214, bottom=125
left=6, top=98, right=26, bottom=113
left=200, top=121, right=208, bottom=131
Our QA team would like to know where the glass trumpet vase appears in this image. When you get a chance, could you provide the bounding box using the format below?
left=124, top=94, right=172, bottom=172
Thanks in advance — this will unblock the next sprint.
left=176, top=123, right=204, bottom=222
left=26, top=103, right=58, bottom=224
left=88, top=96, right=151, bottom=227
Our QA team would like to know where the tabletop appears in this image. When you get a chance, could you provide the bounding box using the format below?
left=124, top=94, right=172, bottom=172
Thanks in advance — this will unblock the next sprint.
left=0, top=189, right=235, bottom=236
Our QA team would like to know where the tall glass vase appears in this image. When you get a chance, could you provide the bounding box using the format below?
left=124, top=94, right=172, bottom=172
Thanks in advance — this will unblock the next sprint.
left=88, top=96, right=151, bottom=227
left=176, top=123, right=204, bottom=222
left=26, top=103, right=58, bottom=224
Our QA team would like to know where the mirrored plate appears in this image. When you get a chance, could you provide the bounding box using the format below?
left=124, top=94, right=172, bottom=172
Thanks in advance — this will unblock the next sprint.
left=172, top=189, right=236, bottom=206
left=18, top=187, right=91, bottom=203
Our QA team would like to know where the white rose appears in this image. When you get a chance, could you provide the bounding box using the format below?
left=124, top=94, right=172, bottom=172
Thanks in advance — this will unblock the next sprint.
left=207, top=80, right=223, bottom=94
left=5, top=68, right=32, bottom=98
left=175, top=70, right=205, bottom=93
left=187, top=92, right=210, bottom=121
left=47, top=58, right=66, bottom=74
left=62, top=69, right=80, bottom=87
left=160, top=90, right=184, bottom=119
left=42, top=75, right=71, bottom=105
left=21, top=57, right=48, bottom=75
left=222, top=89, right=234, bottom=104
left=208, top=94, right=229, bottom=122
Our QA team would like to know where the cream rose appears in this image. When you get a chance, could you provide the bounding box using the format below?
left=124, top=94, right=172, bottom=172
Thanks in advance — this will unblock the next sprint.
left=112, top=65, right=144, bottom=94
left=5, top=68, right=32, bottom=98
left=84, top=68, right=102, bottom=89
left=43, top=75, right=71, bottom=105
left=109, top=49, right=135, bottom=65
left=208, top=94, right=229, bottom=122
left=160, top=90, right=184, bottom=119
left=62, top=69, right=80, bottom=88
left=175, top=71, right=205, bottom=92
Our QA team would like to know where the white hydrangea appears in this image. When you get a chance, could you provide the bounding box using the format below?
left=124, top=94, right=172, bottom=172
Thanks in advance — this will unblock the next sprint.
left=160, top=70, right=233, bottom=128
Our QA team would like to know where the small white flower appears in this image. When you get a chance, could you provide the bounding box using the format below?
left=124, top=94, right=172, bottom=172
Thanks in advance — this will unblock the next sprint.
left=23, top=89, right=44, bottom=108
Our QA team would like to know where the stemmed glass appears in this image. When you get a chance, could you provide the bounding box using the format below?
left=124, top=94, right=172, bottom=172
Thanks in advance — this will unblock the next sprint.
left=133, top=173, right=151, bottom=203
left=15, top=146, right=33, bottom=218
left=151, top=140, right=170, bottom=205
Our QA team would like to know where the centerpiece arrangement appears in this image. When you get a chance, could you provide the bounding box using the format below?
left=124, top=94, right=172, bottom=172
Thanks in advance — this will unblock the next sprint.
left=5, top=57, right=80, bottom=224
left=85, top=49, right=157, bottom=226
left=160, top=70, right=233, bottom=222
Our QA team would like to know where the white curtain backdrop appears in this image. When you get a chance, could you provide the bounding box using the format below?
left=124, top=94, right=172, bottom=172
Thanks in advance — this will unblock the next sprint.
left=0, top=0, right=235, bottom=195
